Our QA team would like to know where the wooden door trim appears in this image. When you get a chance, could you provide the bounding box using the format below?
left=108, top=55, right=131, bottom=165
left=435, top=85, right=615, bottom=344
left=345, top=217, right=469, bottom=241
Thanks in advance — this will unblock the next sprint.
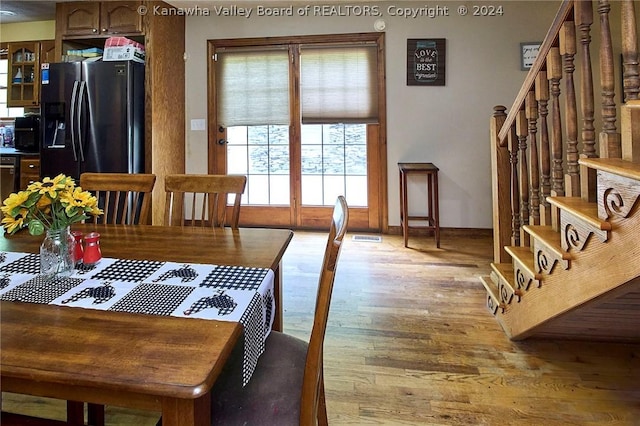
left=207, top=33, right=387, bottom=232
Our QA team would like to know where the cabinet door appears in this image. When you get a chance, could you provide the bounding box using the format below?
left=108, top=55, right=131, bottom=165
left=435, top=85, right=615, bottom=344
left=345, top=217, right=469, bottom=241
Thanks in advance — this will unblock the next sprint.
left=40, top=40, right=56, bottom=64
left=7, top=42, right=40, bottom=107
left=58, top=2, right=101, bottom=37
left=100, top=1, right=143, bottom=35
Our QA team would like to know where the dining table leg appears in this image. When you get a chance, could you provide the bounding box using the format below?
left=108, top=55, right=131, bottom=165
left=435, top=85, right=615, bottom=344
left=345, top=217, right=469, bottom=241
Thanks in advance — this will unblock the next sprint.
left=66, top=401, right=84, bottom=425
left=161, top=394, right=210, bottom=426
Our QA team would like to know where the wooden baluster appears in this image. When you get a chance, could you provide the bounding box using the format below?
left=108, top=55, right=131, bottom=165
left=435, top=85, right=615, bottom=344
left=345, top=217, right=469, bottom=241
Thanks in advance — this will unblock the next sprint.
left=621, top=0, right=639, bottom=102
left=508, top=124, right=520, bottom=247
left=548, top=47, right=565, bottom=199
left=560, top=21, right=580, bottom=197
left=536, top=72, right=552, bottom=226
left=516, top=109, right=529, bottom=247
left=490, top=106, right=510, bottom=263
left=598, top=0, right=622, bottom=158
left=576, top=0, right=597, bottom=203
left=620, top=0, right=640, bottom=164
left=526, top=91, right=540, bottom=227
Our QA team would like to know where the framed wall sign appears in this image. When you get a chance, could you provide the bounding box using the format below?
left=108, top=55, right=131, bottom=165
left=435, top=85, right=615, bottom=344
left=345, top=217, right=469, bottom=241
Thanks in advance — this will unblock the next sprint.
left=407, top=38, right=446, bottom=86
left=521, top=42, right=541, bottom=71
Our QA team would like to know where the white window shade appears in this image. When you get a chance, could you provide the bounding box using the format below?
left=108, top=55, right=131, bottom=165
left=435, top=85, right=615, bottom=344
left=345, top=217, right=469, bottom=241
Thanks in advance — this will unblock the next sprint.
left=216, top=48, right=290, bottom=127
left=300, top=44, right=378, bottom=124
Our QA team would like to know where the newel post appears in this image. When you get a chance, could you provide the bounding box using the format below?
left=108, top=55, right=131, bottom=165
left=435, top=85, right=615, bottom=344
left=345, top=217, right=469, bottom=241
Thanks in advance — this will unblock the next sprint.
left=490, top=106, right=510, bottom=263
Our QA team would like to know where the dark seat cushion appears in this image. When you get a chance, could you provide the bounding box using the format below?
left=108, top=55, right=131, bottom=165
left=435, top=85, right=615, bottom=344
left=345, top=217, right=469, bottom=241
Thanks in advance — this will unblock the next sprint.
left=210, top=331, right=308, bottom=425
left=0, top=412, right=67, bottom=426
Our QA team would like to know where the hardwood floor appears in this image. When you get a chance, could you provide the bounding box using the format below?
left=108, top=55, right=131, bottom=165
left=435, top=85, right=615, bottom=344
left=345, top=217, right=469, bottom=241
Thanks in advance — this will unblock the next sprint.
left=4, top=230, right=640, bottom=425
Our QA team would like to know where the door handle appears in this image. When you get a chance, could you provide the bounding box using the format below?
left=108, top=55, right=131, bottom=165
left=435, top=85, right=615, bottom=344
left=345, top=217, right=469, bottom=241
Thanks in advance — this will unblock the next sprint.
left=217, top=139, right=227, bottom=145
left=77, top=81, right=86, bottom=162
left=69, top=81, right=79, bottom=161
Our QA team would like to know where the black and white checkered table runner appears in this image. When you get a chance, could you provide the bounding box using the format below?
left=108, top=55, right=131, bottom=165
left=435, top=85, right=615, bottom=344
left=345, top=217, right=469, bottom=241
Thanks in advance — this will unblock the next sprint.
left=0, top=251, right=274, bottom=386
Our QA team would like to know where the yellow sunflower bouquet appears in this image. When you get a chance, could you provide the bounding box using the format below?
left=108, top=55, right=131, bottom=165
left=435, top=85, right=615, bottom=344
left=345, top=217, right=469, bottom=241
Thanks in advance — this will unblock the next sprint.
left=1, top=174, right=103, bottom=235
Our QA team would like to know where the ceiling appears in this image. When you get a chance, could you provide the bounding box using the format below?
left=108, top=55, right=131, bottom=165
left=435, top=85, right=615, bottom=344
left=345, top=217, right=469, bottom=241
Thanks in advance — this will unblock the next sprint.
left=0, top=1, right=57, bottom=24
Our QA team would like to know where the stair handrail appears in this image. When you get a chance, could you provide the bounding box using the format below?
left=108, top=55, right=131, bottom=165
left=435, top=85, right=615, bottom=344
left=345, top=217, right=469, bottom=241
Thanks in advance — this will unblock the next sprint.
left=497, top=1, right=574, bottom=146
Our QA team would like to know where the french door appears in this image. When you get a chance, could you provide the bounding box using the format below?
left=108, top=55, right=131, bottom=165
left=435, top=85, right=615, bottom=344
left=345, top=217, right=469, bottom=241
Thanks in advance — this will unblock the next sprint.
left=208, top=34, right=386, bottom=231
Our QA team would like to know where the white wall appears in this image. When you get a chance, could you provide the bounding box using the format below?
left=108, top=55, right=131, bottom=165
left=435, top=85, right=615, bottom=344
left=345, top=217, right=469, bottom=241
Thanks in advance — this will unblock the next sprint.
left=182, top=1, right=558, bottom=229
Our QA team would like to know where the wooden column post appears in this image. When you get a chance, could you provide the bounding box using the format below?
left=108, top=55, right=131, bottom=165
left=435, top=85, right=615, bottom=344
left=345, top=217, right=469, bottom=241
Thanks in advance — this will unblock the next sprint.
left=560, top=21, right=580, bottom=197
left=621, top=0, right=639, bottom=102
left=598, top=0, right=622, bottom=158
left=490, top=106, right=510, bottom=263
left=527, top=91, right=540, bottom=228
left=622, top=100, right=640, bottom=163
left=548, top=47, right=564, bottom=231
left=516, top=109, right=530, bottom=247
left=536, top=72, right=552, bottom=226
left=576, top=0, right=597, bottom=203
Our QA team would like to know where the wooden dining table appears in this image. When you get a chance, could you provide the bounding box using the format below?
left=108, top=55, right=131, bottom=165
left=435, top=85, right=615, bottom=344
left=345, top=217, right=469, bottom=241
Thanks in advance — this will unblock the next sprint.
left=0, top=224, right=293, bottom=426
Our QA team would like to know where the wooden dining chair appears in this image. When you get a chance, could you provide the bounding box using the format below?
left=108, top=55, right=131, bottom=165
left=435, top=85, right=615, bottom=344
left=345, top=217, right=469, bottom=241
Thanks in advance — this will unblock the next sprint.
left=164, top=174, right=247, bottom=229
left=207, top=196, right=349, bottom=426
left=75, top=172, right=156, bottom=424
left=79, top=173, right=156, bottom=225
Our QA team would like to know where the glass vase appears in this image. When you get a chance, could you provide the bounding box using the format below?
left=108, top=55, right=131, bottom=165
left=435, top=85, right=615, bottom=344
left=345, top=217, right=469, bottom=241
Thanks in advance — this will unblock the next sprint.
left=40, top=227, right=75, bottom=280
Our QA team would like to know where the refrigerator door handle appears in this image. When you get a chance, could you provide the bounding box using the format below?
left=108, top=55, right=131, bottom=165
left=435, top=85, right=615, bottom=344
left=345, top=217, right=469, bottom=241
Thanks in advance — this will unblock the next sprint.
left=69, top=80, right=79, bottom=161
left=77, top=81, right=87, bottom=162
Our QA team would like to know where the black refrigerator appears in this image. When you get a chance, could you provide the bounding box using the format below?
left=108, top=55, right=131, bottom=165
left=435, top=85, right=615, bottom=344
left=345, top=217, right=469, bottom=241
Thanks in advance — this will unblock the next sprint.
left=40, top=61, right=144, bottom=180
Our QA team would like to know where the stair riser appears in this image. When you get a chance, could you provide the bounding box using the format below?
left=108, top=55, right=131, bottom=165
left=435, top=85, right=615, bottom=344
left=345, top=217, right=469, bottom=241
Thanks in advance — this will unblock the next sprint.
left=597, top=171, right=640, bottom=220
left=560, top=210, right=608, bottom=252
left=513, top=261, right=540, bottom=292
left=532, top=239, right=569, bottom=275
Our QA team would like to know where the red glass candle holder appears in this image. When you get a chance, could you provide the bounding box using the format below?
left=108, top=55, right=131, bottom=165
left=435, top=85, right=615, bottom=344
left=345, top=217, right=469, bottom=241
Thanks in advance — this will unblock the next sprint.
left=71, top=231, right=84, bottom=265
left=83, top=232, right=102, bottom=265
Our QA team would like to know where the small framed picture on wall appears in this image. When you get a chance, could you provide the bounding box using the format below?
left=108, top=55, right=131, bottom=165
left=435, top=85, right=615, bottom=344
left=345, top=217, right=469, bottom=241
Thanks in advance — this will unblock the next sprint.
left=407, top=38, right=446, bottom=86
left=521, top=42, right=541, bottom=71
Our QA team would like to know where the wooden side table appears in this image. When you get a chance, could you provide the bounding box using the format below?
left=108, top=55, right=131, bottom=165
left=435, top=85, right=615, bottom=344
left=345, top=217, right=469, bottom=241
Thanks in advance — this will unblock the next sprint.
left=398, top=162, right=440, bottom=248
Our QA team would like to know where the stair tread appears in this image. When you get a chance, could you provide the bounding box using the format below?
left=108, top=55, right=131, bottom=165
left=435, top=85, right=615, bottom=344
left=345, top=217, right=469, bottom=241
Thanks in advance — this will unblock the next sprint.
left=480, top=275, right=499, bottom=295
left=523, top=225, right=571, bottom=260
left=579, top=157, right=640, bottom=181
left=491, top=262, right=514, bottom=280
left=547, top=196, right=612, bottom=230
left=479, top=276, right=504, bottom=314
left=504, top=246, right=539, bottom=278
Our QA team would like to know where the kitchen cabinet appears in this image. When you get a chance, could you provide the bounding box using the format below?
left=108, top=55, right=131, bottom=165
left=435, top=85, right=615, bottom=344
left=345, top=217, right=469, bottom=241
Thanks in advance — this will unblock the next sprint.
left=7, top=42, right=40, bottom=107
left=57, top=1, right=143, bottom=38
left=20, top=156, right=40, bottom=190
left=40, top=40, right=57, bottom=64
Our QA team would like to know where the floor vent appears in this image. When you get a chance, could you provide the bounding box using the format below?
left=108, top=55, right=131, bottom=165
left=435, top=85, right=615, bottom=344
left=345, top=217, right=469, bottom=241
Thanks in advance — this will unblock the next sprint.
left=352, top=235, right=382, bottom=243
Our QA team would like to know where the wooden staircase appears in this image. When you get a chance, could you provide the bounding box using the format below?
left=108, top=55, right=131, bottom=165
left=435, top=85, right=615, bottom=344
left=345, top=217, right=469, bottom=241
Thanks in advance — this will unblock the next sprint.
left=483, top=0, right=640, bottom=341
left=482, top=158, right=640, bottom=341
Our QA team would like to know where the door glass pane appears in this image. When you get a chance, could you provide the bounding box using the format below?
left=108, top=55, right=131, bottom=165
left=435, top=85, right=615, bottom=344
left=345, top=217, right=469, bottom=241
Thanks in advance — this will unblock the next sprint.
left=247, top=174, right=269, bottom=204
left=323, top=175, right=345, bottom=206
left=300, top=123, right=367, bottom=207
left=227, top=125, right=290, bottom=205
left=346, top=175, right=368, bottom=206
left=227, top=145, right=248, bottom=174
left=270, top=175, right=290, bottom=204
left=301, top=175, right=323, bottom=205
